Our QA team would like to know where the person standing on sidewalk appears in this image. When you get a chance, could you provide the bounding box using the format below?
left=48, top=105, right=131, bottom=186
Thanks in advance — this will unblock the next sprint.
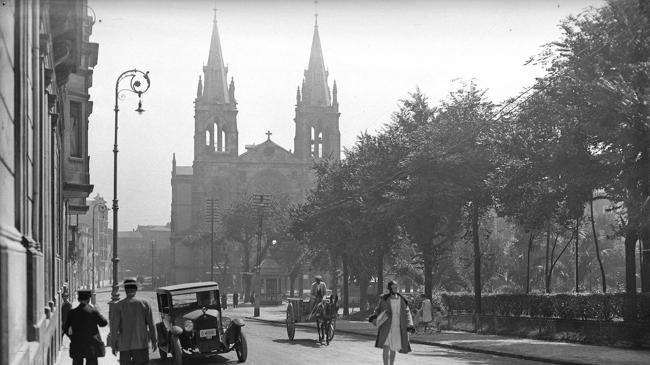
left=64, top=290, right=108, bottom=365
left=233, top=291, right=239, bottom=308
left=417, top=294, right=433, bottom=333
left=370, top=280, right=414, bottom=365
left=61, top=286, right=73, bottom=337
left=221, top=291, right=228, bottom=309
left=111, top=278, right=157, bottom=365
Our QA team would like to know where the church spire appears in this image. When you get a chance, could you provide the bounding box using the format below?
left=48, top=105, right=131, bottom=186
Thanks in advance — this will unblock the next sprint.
left=301, top=14, right=331, bottom=107
left=203, top=11, right=230, bottom=104
left=196, top=76, right=203, bottom=98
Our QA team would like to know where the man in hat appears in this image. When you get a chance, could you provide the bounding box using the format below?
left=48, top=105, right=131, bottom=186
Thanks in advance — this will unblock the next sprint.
left=64, top=290, right=108, bottom=365
left=61, top=285, right=72, bottom=337
left=308, top=275, right=327, bottom=319
left=111, top=278, right=157, bottom=365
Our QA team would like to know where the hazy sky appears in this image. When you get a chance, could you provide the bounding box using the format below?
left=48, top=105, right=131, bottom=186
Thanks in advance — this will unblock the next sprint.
left=87, top=0, right=603, bottom=230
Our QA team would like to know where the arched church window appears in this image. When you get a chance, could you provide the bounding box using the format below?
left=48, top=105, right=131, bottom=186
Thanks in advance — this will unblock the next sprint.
left=215, top=123, right=227, bottom=152
left=311, top=127, right=323, bottom=159
left=205, top=129, right=211, bottom=147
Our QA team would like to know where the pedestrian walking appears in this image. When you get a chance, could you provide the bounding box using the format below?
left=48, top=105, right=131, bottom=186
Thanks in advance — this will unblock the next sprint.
left=221, top=291, right=228, bottom=309
left=233, top=291, right=239, bottom=308
left=61, top=286, right=73, bottom=337
left=110, top=278, right=157, bottom=365
left=417, top=294, right=432, bottom=333
left=63, top=290, right=108, bottom=365
left=368, top=280, right=414, bottom=365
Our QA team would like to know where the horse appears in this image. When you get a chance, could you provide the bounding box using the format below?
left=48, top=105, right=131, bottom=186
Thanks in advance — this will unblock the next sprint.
left=314, top=294, right=339, bottom=345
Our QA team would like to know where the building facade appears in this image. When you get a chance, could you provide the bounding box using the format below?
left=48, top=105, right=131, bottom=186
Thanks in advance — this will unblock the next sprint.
left=75, top=194, right=110, bottom=291
left=170, top=14, right=340, bottom=285
left=117, top=225, right=171, bottom=287
left=0, top=1, right=98, bottom=364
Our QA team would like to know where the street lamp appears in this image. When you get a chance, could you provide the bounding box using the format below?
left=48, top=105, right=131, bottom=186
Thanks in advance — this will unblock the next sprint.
left=91, top=202, right=107, bottom=304
left=253, top=194, right=271, bottom=317
left=110, top=69, right=151, bottom=306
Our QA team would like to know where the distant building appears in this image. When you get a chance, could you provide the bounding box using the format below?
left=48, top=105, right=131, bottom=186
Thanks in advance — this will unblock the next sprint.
left=170, top=13, right=341, bottom=289
left=118, top=225, right=171, bottom=287
left=76, top=195, right=110, bottom=290
left=0, top=1, right=99, bottom=364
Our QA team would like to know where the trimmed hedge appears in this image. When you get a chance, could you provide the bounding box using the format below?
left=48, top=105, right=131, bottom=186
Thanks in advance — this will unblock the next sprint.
left=440, top=292, right=650, bottom=321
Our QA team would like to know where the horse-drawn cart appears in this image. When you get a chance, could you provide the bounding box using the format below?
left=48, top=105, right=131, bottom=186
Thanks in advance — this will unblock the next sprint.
left=286, top=297, right=338, bottom=344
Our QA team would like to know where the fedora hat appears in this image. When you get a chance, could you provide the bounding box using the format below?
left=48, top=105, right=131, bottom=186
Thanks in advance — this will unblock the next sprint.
left=122, top=277, right=140, bottom=289
left=314, top=275, right=323, bottom=280
left=77, top=289, right=93, bottom=301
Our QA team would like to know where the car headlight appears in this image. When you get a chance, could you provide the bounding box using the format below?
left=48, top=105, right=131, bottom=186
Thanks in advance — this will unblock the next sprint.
left=183, top=320, right=194, bottom=332
left=222, top=317, right=231, bottom=329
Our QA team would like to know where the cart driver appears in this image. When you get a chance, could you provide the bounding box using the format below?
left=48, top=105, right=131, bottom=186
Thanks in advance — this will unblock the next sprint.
left=310, top=275, right=327, bottom=309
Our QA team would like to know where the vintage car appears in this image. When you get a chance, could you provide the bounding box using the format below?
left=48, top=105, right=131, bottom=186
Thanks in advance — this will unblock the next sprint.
left=155, top=282, right=247, bottom=364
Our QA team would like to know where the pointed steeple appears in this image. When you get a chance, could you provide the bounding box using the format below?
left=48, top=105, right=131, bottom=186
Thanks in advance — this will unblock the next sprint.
left=302, top=19, right=331, bottom=107
left=228, top=76, right=236, bottom=104
left=196, top=76, right=203, bottom=98
left=172, top=153, right=177, bottom=175
left=203, top=12, right=230, bottom=104
left=296, top=86, right=302, bottom=105
left=332, top=80, right=338, bottom=107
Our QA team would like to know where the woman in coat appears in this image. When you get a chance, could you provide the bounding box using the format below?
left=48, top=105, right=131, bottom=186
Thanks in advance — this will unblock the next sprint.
left=370, top=281, right=415, bottom=365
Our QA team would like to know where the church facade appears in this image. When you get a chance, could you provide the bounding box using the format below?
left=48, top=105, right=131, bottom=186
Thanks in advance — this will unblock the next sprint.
left=170, top=14, right=340, bottom=284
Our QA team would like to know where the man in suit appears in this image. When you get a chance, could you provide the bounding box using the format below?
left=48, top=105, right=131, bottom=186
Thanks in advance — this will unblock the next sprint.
left=111, top=278, right=157, bottom=365
left=63, top=290, right=108, bottom=365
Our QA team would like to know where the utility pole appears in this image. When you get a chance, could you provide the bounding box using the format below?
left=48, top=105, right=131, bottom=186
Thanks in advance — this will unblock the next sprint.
left=253, top=193, right=271, bottom=317
left=206, top=196, right=220, bottom=282
left=151, top=240, right=155, bottom=288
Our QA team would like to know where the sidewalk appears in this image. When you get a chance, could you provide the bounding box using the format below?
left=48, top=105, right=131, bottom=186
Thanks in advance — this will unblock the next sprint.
left=245, top=305, right=650, bottom=365
left=56, top=291, right=157, bottom=365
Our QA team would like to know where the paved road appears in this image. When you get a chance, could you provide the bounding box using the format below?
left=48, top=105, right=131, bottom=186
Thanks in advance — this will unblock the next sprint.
left=80, top=290, right=547, bottom=365
left=146, top=319, right=547, bottom=365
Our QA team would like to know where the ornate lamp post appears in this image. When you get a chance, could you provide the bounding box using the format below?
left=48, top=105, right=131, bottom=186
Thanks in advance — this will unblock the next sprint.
left=110, top=69, right=151, bottom=306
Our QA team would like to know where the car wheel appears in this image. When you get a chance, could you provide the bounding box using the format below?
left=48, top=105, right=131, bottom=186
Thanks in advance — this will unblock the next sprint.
left=235, top=332, right=248, bottom=362
left=171, top=336, right=183, bottom=365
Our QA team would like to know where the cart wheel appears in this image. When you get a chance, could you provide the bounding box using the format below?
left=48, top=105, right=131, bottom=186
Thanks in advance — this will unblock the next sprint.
left=236, top=332, right=248, bottom=363
left=171, top=336, right=183, bottom=365
left=286, top=303, right=296, bottom=341
left=326, top=319, right=335, bottom=343
left=159, top=347, right=167, bottom=360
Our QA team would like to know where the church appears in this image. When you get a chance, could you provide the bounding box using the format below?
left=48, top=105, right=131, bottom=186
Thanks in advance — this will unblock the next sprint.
left=170, top=12, right=341, bottom=284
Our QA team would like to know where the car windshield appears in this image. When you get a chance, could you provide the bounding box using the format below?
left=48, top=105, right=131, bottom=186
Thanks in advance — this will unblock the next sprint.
left=172, top=290, right=219, bottom=308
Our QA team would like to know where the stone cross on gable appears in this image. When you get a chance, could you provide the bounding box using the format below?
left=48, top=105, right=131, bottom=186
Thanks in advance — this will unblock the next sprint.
left=266, top=130, right=272, bottom=140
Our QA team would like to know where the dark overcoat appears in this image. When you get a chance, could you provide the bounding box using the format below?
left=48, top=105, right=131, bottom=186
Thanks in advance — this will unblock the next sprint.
left=63, top=303, right=108, bottom=359
left=373, top=293, right=414, bottom=353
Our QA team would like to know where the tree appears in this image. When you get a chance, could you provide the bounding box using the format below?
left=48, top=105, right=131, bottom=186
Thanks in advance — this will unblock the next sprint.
left=408, top=82, right=498, bottom=320
left=222, top=193, right=292, bottom=301
left=538, top=0, right=649, bottom=320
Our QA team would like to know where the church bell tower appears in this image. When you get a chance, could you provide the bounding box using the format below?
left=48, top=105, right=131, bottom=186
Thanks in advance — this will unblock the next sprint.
left=194, top=11, right=238, bottom=161
left=294, top=14, right=341, bottom=161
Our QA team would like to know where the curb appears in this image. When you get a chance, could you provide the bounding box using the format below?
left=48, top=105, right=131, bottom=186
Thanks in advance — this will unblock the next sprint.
left=246, top=317, right=592, bottom=365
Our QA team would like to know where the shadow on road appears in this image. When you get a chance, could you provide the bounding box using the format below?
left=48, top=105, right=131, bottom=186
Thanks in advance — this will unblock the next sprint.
left=408, top=347, right=542, bottom=365
left=272, top=338, right=327, bottom=349
left=148, top=354, right=238, bottom=365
